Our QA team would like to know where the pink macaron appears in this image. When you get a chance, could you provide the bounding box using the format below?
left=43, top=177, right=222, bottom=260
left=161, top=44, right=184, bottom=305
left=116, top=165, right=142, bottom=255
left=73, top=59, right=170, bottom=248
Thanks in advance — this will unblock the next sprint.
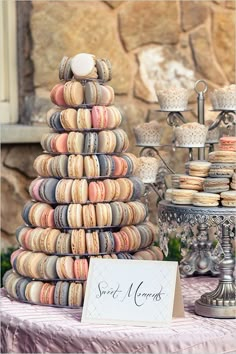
left=10, top=249, right=24, bottom=267
left=50, top=84, right=67, bottom=107
left=30, top=178, right=44, bottom=202
left=55, top=134, right=68, bottom=153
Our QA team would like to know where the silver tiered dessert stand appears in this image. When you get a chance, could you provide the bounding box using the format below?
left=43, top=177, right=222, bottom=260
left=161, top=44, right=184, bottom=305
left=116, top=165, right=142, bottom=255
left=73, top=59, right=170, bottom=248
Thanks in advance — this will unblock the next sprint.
left=138, top=80, right=236, bottom=318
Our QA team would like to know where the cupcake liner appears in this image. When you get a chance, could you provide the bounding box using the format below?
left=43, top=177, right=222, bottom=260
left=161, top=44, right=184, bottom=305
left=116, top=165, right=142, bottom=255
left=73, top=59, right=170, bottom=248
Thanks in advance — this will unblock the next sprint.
left=134, top=121, right=162, bottom=146
left=134, top=157, right=160, bottom=183
left=156, top=87, right=191, bottom=111
left=210, top=85, right=236, bottom=110
left=174, top=123, right=208, bottom=148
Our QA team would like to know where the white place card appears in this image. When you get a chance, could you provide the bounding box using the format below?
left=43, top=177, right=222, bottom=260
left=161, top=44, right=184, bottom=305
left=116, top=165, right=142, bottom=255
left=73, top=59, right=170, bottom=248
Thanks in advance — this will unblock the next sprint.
left=82, top=259, right=184, bottom=326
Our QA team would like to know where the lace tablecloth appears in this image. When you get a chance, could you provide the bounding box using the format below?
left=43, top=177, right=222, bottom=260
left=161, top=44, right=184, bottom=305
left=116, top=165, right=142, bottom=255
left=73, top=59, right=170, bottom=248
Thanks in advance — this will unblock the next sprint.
left=1, top=277, right=235, bottom=353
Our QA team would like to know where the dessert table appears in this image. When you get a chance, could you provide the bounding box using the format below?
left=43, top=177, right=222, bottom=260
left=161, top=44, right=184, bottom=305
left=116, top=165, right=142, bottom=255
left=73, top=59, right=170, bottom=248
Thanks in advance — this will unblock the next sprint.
left=1, top=277, right=235, bottom=354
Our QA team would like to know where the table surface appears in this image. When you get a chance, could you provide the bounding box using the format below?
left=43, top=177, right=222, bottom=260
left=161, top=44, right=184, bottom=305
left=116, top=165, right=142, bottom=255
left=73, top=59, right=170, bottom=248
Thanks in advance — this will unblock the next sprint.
left=1, top=277, right=236, bottom=354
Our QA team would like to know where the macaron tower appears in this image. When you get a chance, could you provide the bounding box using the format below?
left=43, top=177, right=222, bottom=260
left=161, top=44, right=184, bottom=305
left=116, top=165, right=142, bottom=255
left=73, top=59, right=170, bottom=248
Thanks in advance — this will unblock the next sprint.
left=4, top=53, right=163, bottom=308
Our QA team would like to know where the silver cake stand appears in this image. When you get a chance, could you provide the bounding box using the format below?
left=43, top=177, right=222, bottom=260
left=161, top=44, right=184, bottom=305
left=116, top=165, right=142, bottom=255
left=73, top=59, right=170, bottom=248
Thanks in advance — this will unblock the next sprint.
left=158, top=200, right=236, bottom=318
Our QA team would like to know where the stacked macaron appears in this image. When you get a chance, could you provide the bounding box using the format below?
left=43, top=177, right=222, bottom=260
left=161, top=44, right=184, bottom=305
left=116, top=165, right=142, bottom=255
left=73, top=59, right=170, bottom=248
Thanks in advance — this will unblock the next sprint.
left=205, top=147, right=236, bottom=205
left=231, top=173, right=236, bottom=190
left=220, top=191, right=236, bottom=207
left=22, top=200, right=148, bottom=228
left=4, top=241, right=163, bottom=307
left=47, top=106, right=122, bottom=131
left=29, top=176, right=145, bottom=204
left=40, top=129, right=129, bottom=154
left=33, top=153, right=138, bottom=178
left=219, top=136, right=236, bottom=152
left=208, top=150, right=236, bottom=178
left=4, top=53, right=164, bottom=308
left=50, top=80, right=114, bottom=107
left=16, top=222, right=155, bottom=255
left=3, top=270, right=85, bottom=307
left=188, top=161, right=211, bottom=178
left=29, top=177, right=145, bottom=204
left=166, top=144, right=236, bottom=206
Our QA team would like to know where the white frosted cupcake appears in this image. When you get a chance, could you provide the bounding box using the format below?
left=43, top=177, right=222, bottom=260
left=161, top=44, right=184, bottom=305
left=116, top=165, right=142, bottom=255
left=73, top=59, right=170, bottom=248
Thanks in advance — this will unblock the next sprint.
left=211, top=85, right=236, bottom=110
left=134, top=120, right=162, bottom=146
left=134, top=157, right=160, bottom=183
left=156, top=87, right=191, bottom=111
left=174, top=122, right=208, bottom=147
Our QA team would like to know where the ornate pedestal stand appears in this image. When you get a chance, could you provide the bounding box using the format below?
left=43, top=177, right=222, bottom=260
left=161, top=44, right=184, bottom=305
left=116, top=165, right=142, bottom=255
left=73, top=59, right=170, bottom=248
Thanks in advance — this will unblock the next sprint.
left=195, top=225, right=236, bottom=318
left=144, top=80, right=236, bottom=276
left=158, top=201, right=236, bottom=277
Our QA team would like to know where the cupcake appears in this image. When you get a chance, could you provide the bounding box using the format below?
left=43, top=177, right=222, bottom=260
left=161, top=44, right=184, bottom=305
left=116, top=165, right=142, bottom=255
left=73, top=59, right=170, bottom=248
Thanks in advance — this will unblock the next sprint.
left=210, top=85, right=236, bottom=110
left=156, top=87, right=190, bottom=111
left=133, top=120, right=162, bottom=146
left=134, top=157, right=160, bottom=183
left=205, top=119, right=220, bottom=144
left=174, top=122, right=208, bottom=147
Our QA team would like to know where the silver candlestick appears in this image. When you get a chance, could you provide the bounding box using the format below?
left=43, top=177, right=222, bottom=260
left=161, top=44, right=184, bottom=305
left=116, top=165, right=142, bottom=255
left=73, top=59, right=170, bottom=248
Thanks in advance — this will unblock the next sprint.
left=195, top=225, right=236, bottom=318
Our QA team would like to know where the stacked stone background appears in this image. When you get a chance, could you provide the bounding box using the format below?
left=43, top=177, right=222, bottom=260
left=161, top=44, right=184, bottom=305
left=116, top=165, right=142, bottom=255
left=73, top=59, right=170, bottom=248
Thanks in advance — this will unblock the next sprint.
left=1, top=0, right=235, bottom=250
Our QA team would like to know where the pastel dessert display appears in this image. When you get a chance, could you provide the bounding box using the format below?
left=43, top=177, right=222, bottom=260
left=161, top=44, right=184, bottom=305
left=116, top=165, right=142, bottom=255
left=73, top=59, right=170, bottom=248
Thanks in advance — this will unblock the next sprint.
left=210, top=84, right=236, bottom=110
left=133, top=120, right=162, bottom=146
left=4, top=53, right=164, bottom=308
left=174, top=122, right=208, bottom=148
left=134, top=157, right=160, bottom=183
left=156, top=87, right=190, bottom=111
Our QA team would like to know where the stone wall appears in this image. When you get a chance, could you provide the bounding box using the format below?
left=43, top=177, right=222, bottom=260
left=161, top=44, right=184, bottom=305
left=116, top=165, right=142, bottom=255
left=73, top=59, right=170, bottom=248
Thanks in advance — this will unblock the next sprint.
left=1, top=144, right=42, bottom=250
left=1, top=0, right=235, bottom=249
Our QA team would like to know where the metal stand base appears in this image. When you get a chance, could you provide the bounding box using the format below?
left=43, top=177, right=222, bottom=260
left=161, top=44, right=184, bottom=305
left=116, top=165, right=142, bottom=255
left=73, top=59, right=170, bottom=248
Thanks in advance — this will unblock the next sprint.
left=195, top=226, right=236, bottom=319
left=195, top=298, right=236, bottom=319
left=179, top=241, right=219, bottom=277
left=180, top=223, right=219, bottom=277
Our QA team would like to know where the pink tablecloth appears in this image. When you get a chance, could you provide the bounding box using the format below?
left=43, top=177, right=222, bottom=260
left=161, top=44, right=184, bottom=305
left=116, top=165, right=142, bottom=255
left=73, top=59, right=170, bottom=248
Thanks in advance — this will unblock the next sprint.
left=1, top=277, right=235, bottom=354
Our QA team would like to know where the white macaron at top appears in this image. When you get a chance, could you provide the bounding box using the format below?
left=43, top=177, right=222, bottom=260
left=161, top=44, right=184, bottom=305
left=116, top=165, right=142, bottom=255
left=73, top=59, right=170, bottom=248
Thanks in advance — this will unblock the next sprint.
left=71, top=53, right=95, bottom=77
